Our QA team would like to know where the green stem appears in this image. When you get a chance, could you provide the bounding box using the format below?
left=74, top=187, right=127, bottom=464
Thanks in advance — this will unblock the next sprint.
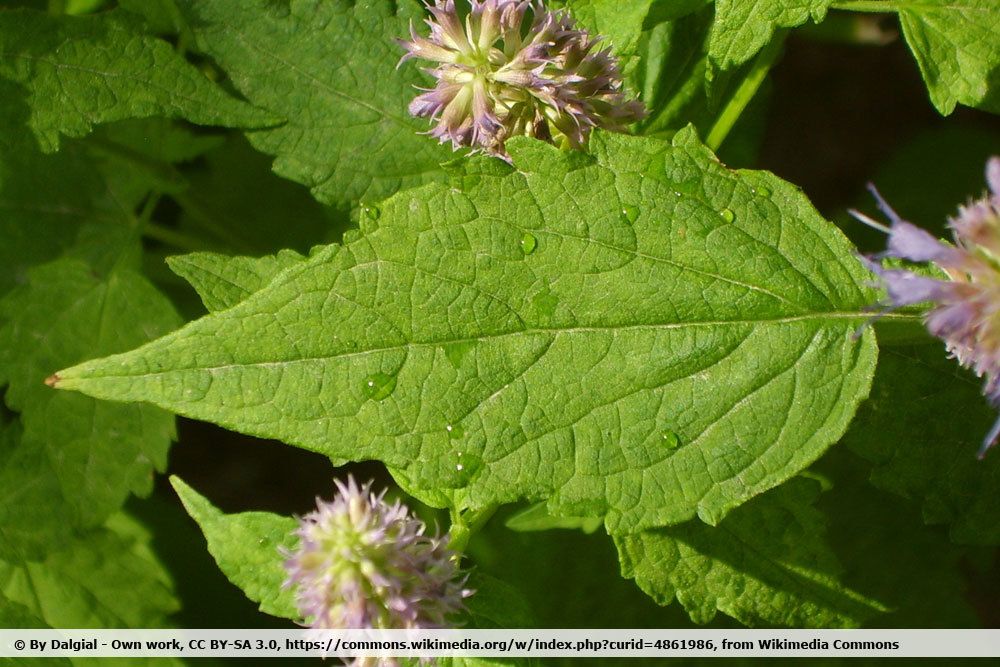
left=138, top=192, right=162, bottom=228
left=142, top=221, right=210, bottom=252
left=830, top=1, right=899, bottom=13
left=706, top=32, right=787, bottom=153
left=449, top=505, right=498, bottom=553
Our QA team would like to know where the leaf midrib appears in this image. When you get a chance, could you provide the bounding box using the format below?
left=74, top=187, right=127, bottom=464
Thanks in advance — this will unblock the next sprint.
left=60, top=311, right=915, bottom=381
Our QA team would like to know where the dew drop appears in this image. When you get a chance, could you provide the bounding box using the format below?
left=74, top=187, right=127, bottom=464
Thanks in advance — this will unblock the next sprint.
left=620, top=205, right=639, bottom=224
left=446, top=423, right=465, bottom=439
left=757, top=185, right=772, bottom=197
left=520, top=232, right=537, bottom=255
left=363, top=372, right=396, bottom=401
left=362, top=204, right=381, bottom=220
left=451, top=451, right=483, bottom=483
left=673, top=191, right=682, bottom=198
left=660, top=431, right=681, bottom=449
left=720, top=208, right=735, bottom=223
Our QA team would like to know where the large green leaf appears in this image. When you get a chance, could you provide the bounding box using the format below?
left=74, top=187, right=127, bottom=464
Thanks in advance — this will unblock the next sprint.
left=0, top=259, right=180, bottom=560
left=0, top=513, right=178, bottom=628
left=894, top=0, right=1000, bottom=114
left=53, top=129, right=880, bottom=532
left=615, top=478, right=885, bottom=628
left=174, top=0, right=455, bottom=210
left=0, top=9, right=275, bottom=152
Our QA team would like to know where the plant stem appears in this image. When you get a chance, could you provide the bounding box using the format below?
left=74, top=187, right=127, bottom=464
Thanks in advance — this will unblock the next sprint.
left=142, top=221, right=210, bottom=252
left=830, top=1, right=899, bottom=13
left=449, top=505, right=498, bottom=553
left=138, top=192, right=162, bottom=228
left=706, top=32, right=787, bottom=153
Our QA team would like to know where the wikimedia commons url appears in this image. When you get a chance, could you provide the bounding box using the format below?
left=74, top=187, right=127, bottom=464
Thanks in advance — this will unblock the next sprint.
left=4, top=629, right=1000, bottom=659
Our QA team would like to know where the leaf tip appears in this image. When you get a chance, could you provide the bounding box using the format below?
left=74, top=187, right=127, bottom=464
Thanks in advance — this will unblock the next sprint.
left=43, top=373, right=60, bottom=387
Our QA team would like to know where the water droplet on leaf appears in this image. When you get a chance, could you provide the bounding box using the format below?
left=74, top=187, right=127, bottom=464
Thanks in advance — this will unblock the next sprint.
left=450, top=451, right=482, bottom=483
left=661, top=431, right=681, bottom=449
left=720, top=208, right=735, bottom=223
left=757, top=185, right=771, bottom=197
left=446, top=424, right=464, bottom=439
left=621, top=205, right=639, bottom=224
left=363, top=372, right=396, bottom=401
left=362, top=204, right=380, bottom=220
left=520, top=233, right=537, bottom=255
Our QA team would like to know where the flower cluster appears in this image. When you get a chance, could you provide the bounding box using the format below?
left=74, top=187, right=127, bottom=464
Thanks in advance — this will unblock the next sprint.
left=854, top=157, right=1000, bottom=457
left=283, top=476, right=470, bottom=638
left=398, top=0, right=644, bottom=158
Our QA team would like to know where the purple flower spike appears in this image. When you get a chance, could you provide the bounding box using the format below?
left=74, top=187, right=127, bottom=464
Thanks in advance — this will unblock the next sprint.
left=283, top=476, right=471, bottom=643
left=855, top=157, right=1000, bottom=458
left=398, top=0, right=645, bottom=158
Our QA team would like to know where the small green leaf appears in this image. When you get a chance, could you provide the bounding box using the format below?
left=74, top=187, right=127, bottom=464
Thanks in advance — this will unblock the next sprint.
left=54, top=129, right=879, bottom=533
left=171, top=476, right=298, bottom=620
left=174, top=0, right=455, bottom=209
left=894, top=0, right=1000, bottom=114
left=167, top=250, right=307, bottom=313
left=0, top=9, right=277, bottom=152
left=0, top=259, right=180, bottom=559
left=615, top=478, right=886, bottom=627
left=709, top=0, right=831, bottom=70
